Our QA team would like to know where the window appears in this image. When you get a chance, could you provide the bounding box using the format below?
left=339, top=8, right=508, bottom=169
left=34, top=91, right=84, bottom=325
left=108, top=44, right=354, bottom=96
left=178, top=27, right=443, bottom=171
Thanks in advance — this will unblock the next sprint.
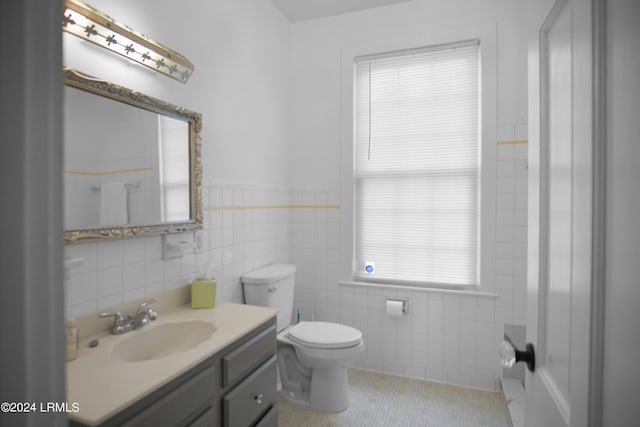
left=158, top=116, right=190, bottom=222
left=353, top=40, right=480, bottom=287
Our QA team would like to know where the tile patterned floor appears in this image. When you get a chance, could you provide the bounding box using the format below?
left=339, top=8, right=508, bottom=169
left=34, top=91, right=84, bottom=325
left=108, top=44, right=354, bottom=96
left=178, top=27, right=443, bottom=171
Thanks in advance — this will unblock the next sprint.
left=278, top=369, right=509, bottom=427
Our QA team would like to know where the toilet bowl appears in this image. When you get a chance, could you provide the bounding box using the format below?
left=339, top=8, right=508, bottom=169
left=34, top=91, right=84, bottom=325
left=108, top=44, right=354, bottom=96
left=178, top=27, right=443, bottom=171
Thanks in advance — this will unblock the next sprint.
left=277, top=321, right=363, bottom=412
left=241, top=264, right=364, bottom=413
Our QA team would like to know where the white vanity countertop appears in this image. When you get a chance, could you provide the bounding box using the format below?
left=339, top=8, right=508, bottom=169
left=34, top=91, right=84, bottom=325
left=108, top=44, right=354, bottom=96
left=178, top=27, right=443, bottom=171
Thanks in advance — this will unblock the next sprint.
left=66, top=303, right=278, bottom=426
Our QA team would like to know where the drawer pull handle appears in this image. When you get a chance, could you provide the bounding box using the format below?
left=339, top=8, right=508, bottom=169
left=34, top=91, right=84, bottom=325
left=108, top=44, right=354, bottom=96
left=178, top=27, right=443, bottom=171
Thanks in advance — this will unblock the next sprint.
left=254, top=393, right=263, bottom=404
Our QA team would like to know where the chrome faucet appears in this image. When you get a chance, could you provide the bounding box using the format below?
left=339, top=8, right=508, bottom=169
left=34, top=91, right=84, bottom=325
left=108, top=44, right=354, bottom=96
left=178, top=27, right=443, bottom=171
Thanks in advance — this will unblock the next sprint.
left=99, top=298, right=158, bottom=335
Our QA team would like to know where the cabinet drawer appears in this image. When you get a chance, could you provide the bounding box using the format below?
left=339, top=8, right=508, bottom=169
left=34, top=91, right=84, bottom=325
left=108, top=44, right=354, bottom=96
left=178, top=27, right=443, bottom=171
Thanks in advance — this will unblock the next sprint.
left=121, top=365, right=216, bottom=427
left=254, top=405, right=278, bottom=427
left=222, top=356, right=277, bottom=427
left=221, top=323, right=275, bottom=386
left=188, top=406, right=215, bottom=427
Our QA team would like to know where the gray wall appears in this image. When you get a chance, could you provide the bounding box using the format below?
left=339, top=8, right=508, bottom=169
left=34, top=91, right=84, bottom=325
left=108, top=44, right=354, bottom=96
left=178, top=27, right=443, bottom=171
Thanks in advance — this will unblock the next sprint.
left=0, top=0, right=66, bottom=426
left=603, top=0, right=640, bottom=425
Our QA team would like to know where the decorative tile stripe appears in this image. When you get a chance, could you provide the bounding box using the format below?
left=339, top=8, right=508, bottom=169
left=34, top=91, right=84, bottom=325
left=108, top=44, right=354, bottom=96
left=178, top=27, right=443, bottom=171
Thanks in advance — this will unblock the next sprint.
left=205, top=205, right=341, bottom=211
left=64, top=167, right=152, bottom=177
left=496, top=140, right=528, bottom=146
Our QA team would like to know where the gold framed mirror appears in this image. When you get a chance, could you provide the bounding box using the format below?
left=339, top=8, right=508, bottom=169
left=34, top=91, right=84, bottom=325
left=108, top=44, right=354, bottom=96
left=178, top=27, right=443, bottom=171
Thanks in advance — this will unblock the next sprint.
left=63, top=67, right=202, bottom=244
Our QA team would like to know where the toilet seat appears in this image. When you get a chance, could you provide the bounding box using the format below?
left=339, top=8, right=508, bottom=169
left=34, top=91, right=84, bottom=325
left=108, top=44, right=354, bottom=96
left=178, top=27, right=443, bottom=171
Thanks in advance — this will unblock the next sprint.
left=287, top=321, right=362, bottom=349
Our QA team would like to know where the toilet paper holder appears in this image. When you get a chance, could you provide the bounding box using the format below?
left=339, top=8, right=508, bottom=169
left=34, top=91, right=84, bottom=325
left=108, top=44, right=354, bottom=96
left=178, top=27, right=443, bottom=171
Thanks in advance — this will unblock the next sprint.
left=385, top=298, right=408, bottom=314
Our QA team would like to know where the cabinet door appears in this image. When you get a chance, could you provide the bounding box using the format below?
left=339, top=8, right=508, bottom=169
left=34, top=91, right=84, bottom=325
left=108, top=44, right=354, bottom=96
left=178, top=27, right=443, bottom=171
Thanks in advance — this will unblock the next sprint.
left=121, top=365, right=216, bottom=427
left=222, top=356, right=277, bottom=427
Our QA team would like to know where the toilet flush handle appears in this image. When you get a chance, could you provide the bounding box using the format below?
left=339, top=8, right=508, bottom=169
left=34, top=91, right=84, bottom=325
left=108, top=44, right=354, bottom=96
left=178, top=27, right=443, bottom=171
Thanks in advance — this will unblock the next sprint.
left=268, top=286, right=278, bottom=293
left=254, top=393, right=263, bottom=404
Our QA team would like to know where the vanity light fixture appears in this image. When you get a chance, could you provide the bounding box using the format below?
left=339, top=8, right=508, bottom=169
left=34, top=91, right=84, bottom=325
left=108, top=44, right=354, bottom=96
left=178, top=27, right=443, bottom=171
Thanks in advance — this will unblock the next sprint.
left=62, top=0, right=194, bottom=83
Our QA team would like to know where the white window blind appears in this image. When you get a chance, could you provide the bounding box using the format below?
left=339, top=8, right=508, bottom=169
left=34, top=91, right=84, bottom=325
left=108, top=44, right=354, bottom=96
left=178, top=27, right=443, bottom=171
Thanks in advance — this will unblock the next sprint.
left=158, top=116, right=190, bottom=222
left=354, top=40, right=480, bottom=286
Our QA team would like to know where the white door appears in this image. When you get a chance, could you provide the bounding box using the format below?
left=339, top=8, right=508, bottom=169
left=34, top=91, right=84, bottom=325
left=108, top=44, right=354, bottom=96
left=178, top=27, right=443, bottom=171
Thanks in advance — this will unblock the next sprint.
left=526, top=0, right=603, bottom=426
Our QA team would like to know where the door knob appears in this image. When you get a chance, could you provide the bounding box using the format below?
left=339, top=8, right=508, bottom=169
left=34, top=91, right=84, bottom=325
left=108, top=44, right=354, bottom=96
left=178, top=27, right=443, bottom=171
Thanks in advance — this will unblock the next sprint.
left=499, top=338, right=536, bottom=373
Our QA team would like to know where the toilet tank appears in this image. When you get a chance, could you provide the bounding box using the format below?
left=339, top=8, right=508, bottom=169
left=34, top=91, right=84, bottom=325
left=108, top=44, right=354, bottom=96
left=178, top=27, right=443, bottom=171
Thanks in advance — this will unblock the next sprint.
left=241, top=263, right=296, bottom=332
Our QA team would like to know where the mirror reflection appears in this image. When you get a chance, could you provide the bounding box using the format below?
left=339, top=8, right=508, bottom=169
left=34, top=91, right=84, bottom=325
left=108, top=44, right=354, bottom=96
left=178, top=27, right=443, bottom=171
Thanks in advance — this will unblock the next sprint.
left=63, top=68, right=202, bottom=244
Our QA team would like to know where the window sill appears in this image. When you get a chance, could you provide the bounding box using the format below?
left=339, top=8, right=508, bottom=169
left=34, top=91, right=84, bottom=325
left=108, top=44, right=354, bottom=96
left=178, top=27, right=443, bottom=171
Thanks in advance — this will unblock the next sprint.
left=338, top=280, right=499, bottom=299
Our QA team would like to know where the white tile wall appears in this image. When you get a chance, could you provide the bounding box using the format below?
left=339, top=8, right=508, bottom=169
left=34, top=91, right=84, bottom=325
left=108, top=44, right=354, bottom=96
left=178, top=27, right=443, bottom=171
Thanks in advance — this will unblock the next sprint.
left=290, top=193, right=497, bottom=391
left=496, top=124, right=529, bottom=327
left=65, top=180, right=291, bottom=319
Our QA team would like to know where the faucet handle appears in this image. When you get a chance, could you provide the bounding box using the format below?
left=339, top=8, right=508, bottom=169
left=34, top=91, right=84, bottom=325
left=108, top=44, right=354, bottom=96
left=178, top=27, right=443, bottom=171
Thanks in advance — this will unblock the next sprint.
left=100, top=311, right=131, bottom=334
left=138, top=298, right=156, bottom=310
left=99, top=311, right=125, bottom=324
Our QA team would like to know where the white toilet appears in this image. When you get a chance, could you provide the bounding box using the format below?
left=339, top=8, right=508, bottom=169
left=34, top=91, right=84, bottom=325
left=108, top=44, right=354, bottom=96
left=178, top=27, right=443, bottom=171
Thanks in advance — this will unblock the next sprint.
left=241, top=263, right=364, bottom=413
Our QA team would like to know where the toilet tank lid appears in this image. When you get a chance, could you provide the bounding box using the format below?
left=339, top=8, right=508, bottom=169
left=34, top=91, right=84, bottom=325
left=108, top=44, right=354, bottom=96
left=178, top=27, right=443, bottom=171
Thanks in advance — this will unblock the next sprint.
left=241, top=263, right=296, bottom=285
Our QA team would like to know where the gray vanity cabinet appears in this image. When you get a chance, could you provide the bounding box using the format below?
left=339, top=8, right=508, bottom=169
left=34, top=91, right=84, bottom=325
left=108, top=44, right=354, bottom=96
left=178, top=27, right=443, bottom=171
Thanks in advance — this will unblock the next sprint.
left=70, top=318, right=277, bottom=427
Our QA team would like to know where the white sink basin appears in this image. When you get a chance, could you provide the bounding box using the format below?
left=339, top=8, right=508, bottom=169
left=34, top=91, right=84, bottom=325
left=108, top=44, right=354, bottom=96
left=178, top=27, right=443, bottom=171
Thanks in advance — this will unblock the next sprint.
left=112, top=320, right=216, bottom=362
